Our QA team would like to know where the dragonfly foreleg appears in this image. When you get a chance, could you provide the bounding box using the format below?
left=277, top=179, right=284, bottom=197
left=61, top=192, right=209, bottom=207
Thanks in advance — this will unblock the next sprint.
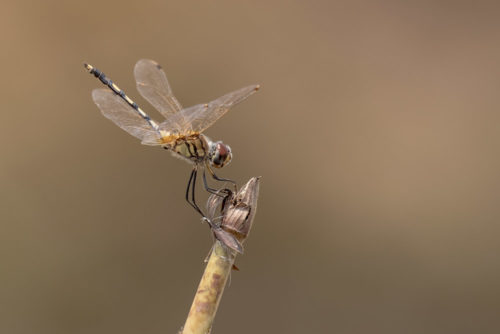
left=203, top=168, right=231, bottom=198
left=206, top=163, right=237, bottom=192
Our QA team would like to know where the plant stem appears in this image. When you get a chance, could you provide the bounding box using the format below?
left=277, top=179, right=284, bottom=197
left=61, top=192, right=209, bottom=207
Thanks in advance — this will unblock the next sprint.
left=181, top=242, right=236, bottom=334
left=180, top=177, right=260, bottom=334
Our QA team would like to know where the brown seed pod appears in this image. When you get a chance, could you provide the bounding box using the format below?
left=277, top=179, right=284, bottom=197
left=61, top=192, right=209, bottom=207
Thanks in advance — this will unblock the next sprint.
left=206, top=177, right=260, bottom=253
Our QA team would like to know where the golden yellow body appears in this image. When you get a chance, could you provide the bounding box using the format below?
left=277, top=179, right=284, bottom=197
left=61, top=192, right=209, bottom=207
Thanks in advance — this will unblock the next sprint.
left=159, top=131, right=210, bottom=163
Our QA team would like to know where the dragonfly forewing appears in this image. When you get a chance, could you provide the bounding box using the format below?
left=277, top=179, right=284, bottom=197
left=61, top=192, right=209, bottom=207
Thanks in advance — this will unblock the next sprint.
left=134, top=59, right=183, bottom=118
left=182, top=84, right=260, bottom=133
left=157, top=103, right=209, bottom=135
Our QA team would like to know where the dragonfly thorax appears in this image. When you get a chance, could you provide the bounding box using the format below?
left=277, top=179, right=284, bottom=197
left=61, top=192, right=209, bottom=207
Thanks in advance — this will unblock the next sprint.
left=162, top=133, right=210, bottom=163
left=161, top=133, right=231, bottom=168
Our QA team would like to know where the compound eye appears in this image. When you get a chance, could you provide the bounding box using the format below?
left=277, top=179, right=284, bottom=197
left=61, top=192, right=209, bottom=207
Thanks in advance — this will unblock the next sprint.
left=217, top=142, right=229, bottom=157
left=212, top=142, right=231, bottom=168
left=212, top=152, right=223, bottom=167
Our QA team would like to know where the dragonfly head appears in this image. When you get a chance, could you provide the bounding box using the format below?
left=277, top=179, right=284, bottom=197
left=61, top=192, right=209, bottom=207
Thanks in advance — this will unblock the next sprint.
left=209, top=141, right=232, bottom=168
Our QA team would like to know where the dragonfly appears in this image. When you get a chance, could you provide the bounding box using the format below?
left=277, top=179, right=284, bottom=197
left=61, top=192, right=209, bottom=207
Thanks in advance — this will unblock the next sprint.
left=84, top=59, right=259, bottom=220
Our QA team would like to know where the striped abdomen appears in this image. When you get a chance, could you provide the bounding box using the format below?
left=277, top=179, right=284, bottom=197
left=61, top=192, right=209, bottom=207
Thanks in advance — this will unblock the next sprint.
left=84, top=63, right=160, bottom=132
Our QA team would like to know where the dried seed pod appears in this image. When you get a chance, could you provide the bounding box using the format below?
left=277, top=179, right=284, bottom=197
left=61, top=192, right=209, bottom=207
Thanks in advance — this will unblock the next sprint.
left=206, top=177, right=260, bottom=253
left=221, top=177, right=260, bottom=242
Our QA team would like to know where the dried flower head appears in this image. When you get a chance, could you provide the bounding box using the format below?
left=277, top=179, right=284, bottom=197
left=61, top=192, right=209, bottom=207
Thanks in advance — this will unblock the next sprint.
left=205, top=177, right=260, bottom=253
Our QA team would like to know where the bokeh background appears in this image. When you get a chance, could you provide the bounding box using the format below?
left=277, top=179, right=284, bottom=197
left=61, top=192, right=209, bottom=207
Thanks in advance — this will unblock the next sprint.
left=2, top=1, right=500, bottom=333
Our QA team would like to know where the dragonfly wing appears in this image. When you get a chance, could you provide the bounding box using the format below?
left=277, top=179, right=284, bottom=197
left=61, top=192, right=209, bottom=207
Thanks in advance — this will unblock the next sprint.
left=134, top=59, right=183, bottom=118
left=92, top=88, right=161, bottom=145
left=181, top=85, right=260, bottom=133
left=157, top=103, right=208, bottom=134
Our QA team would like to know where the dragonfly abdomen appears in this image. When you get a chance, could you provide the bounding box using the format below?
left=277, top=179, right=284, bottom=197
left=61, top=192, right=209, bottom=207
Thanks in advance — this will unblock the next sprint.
left=84, top=63, right=160, bottom=131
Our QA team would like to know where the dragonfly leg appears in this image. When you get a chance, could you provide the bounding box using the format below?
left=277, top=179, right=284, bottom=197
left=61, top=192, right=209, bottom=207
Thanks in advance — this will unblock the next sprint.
left=206, top=164, right=237, bottom=192
left=185, top=165, right=205, bottom=218
left=203, top=167, right=231, bottom=197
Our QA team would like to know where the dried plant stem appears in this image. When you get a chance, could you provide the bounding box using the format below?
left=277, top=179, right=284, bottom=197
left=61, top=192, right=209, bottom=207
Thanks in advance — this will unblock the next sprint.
left=181, top=177, right=260, bottom=334
left=181, top=242, right=236, bottom=334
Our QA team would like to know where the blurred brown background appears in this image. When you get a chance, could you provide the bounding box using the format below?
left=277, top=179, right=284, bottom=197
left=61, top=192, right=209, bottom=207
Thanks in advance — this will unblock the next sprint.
left=1, top=0, right=500, bottom=333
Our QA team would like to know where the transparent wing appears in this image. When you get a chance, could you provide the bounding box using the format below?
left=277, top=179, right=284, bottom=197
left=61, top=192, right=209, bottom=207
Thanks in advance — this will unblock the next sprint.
left=185, top=85, right=260, bottom=133
left=134, top=59, right=183, bottom=118
left=156, top=103, right=208, bottom=134
left=91, top=88, right=161, bottom=145
left=158, top=85, right=259, bottom=134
